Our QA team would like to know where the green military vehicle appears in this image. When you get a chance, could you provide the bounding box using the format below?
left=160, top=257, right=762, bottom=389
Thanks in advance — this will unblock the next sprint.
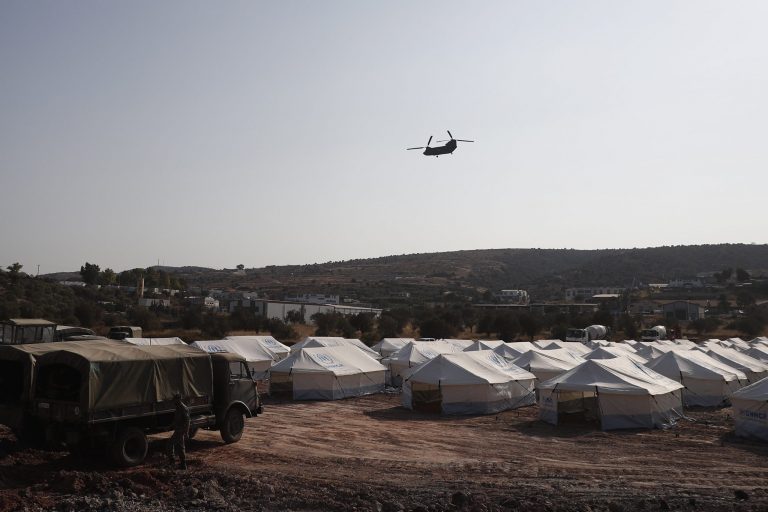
left=9, top=341, right=260, bottom=466
left=0, top=319, right=57, bottom=344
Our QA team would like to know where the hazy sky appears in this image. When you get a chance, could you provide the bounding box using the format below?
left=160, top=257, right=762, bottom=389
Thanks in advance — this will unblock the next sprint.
left=2, top=1, right=767, bottom=274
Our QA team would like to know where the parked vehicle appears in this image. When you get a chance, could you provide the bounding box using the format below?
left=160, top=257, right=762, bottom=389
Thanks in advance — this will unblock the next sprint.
left=19, top=342, right=260, bottom=466
left=565, top=325, right=609, bottom=343
left=0, top=319, right=57, bottom=345
left=107, top=325, right=142, bottom=340
left=641, top=325, right=667, bottom=342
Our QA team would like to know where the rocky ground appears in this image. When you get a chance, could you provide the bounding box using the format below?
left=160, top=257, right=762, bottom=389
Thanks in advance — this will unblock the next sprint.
left=1, top=393, right=767, bottom=511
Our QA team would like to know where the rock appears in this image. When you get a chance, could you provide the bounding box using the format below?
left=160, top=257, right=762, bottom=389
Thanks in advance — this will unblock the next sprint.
left=452, top=491, right=471, bottom=508
left=382, top=501, right=404, bottom=512
left=734, top=489, right=749, bottom=501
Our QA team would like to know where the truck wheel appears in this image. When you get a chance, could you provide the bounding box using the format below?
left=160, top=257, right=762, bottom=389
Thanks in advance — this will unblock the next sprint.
left=111, top=427, right=148, bottom=467
left=220, top=408, right=245, bottom=444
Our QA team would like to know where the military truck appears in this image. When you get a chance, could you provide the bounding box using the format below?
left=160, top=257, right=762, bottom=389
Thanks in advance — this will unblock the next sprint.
left=21, top=342, right=261, bottom=466
left=0, top=319, right=57, bottom=344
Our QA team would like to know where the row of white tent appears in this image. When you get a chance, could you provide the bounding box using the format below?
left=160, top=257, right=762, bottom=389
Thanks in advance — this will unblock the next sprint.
left=121, top=335, right=768, bottom=439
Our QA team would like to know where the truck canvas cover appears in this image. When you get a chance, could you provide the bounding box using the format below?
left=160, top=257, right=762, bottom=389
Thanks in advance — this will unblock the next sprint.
left=35, top=344, right=212, bottom=415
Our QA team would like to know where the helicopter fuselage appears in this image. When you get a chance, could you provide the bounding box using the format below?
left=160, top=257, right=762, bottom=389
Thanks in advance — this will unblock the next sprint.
left=422, top=139, right=457, bottom=156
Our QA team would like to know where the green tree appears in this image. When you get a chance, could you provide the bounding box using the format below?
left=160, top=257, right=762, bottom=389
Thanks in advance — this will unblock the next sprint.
left=377, top=315, right=399, bottom=338
left=736, top=268, right=751, bottom=282
left=6, top=262, right=22, bottom=274
left=99, top=268, right=117, bottom=286
left=285, top=310, right=305, bottom=324
left=349, top=313, right=375, bottom=334
left=80, top=262, right=101, bottom=285
left=493, top=313, right=520, bottom=341
left=236, top=264, right=245, bottom=270
left=518, top=314, right=540, bottom=341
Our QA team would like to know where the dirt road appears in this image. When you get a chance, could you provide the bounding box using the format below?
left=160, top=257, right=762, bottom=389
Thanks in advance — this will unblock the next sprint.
left=1, top=393, right=767, bottom=511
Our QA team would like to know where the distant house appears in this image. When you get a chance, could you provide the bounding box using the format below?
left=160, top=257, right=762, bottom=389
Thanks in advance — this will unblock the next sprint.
left=660, top=301, right=706, bottom=321
left=138, top=298, right=171, bottom=308
left=493, top=289, right=529, bottom=304
left=565, top=287, right=624, bottom=302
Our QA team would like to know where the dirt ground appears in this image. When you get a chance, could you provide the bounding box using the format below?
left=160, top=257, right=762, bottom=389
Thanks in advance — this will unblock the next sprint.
left=1, top=393, right=767, bottom=512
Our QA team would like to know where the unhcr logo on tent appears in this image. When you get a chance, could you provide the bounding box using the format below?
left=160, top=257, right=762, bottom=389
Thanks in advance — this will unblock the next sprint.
left=207, top=345, right=227, bottom=353
left=740, top=409, right=767, bottom=420
left=312, top=352, right=343, bottom=369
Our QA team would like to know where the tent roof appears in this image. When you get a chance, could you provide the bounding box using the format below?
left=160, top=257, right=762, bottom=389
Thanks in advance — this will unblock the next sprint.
left=512, top=349, right=583, bottom=374
left=464, top=340, right=506, bottom=351
left=731, top=375, right=768, bottom=401
left=191, top=338, right=276, bottom=362
left=225, top=335, right=291, bottom=354
left=123, top=337, right=185, bottom=346
left=699, top=346, right=768, bottom=373
left=371, top=338, right=415, bottom=354
left=387, top=341, right=463, bottom=365
left=291, top=337, right=380, bottom=359
left=406, top=351, right=535, bottom=386
left=494, top=342, right=537, bottom=358
left=270, top=345, right=386, bottom=376
left=538, top=358, right=683, bottom=395
left=646, top=350, right=742, bottom=381
left=584, top=346, right=649, bottom=365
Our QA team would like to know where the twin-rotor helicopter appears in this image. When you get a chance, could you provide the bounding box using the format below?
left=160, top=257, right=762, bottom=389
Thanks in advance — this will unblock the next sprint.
left=407, top=130, right=474, bottom=157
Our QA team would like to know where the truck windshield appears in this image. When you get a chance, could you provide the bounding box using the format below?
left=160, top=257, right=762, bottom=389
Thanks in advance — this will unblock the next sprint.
left=36, top=364, right=81, bottom=401
left=229, top=362, right=249, bottom=379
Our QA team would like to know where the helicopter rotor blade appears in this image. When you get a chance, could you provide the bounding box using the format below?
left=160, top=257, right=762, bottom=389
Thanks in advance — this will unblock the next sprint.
left=447, top=130, right=453, bottom=139
left=426, top=135, right=433, bottom=147
left=456, top=139, right=474, bottom=142
left=406, top=147, right=425, bottom=150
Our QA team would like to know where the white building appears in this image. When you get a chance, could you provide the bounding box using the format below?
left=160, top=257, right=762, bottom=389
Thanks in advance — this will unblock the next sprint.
left=283, top=293, right=341, bottom=305
left=494, top=289, right=529, bottom=304
left=565, top=287, right=625, bottom=302
left=252, top=300, right=381, bottom=324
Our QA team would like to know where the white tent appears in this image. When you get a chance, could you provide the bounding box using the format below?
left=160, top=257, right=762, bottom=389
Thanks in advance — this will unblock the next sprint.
left=269, top=345, right=386, bottom=400
left=192, top=338, right=276, bottom=379
left=604, top=342, right=639, bottom=354
left=749, top=336, right=768, bottom=347
left=463, top=340, right=506, bottom=351
left=645, top=350, right=743, bottom=407
left=731, top=376, right=768, bottom=442
left=726, top=337, right=752, bottom=351
left=536, top=340, right=592, bottom=356
left=743, top=346, right=768, bottom=364
left=290, top=337, right=381, bottom=360
left=123, top=337, right=186, bottom=346
left=538, top=358, right=684, bottom=430
left=696, top=346, right=768, bottom=383
left=384, top=341, right=464, bottom=386
left=511, top=349, right=585, bottom=383
left=370, top=338, right=415, bottom=357
left=494, top=342, right=537, bottom=359
left=225, top=335, right=291, bottom=361
left=439, top=339, right=474, bottom=350
left=583, top=346, right=649, bottom=365
left=634, top=343, right=676, bottom=361
left=402, top=351, right=536, bottom=415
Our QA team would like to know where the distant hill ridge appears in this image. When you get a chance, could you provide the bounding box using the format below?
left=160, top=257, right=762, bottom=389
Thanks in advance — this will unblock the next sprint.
left=44, top=244, right=768, bottom=302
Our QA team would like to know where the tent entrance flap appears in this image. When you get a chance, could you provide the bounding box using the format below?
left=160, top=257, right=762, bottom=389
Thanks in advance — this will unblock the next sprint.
left=556, top=391, right=600, bottom=426
left=411, top=383, right=442, bottom=414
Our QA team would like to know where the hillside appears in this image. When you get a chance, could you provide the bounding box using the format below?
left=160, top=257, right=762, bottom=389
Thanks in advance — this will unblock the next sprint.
left=141, top=244, right=768, bottom=305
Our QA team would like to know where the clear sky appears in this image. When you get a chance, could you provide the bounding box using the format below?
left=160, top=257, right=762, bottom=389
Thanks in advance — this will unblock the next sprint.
left=2, top=1, right=767, bottom=274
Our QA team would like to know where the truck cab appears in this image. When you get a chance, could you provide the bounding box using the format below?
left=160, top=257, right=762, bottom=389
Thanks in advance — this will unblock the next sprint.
left=0, top=319, right=57, bottom=345
left=210, top=352, right=262, bottom=442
